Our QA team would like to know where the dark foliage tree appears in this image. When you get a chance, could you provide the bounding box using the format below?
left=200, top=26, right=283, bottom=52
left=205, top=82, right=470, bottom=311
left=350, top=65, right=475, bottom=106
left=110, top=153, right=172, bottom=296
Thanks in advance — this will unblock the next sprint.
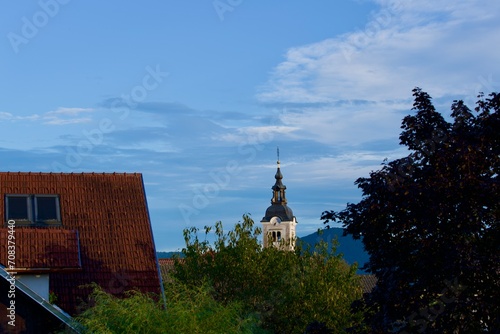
left=322, top=88, right=499, bottom=333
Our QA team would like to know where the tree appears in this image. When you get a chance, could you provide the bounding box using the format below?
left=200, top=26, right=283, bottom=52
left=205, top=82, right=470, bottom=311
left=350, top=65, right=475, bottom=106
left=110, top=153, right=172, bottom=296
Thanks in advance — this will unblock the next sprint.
left=173, top=214, right=363, bottom=334
left=322, top=88, right=500, bottom=333
left=75, top=281, right=259, bottom=333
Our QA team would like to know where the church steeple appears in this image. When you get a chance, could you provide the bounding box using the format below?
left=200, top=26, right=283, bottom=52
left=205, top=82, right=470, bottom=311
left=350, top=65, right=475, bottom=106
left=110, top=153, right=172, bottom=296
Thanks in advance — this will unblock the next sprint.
left=261, top=148, right=297, bottom=250
left=271, top=150, right=287, bottom=205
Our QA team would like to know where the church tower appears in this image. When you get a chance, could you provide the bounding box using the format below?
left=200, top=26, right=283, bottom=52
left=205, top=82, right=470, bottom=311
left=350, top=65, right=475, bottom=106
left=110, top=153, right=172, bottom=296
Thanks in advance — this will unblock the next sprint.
left=261, top=150, right=297, bottom=250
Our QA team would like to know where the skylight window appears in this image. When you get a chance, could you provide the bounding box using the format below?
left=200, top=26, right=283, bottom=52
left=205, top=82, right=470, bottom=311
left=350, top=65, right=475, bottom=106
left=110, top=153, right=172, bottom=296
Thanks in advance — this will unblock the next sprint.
left=5, top=195, right=61, bottom=226
left=35, top=196, right=60, bottom=222
left=6, top=195, right=31, bottom=221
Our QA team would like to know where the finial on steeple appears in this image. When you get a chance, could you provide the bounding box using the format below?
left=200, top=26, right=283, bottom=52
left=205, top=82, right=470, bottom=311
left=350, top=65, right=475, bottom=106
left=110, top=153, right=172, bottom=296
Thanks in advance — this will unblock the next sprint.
left=277, top=146, right=280, bottom=165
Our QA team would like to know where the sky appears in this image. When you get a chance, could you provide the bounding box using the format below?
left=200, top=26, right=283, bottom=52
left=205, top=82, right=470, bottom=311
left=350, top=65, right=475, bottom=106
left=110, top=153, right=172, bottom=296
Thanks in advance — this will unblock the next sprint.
left=1, top=0, right=499, bottom=251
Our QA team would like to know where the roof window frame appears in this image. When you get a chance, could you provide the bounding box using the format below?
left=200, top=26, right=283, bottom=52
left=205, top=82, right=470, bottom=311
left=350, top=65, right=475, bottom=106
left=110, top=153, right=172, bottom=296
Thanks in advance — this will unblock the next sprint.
left=5, top=194, right=62, bottom=226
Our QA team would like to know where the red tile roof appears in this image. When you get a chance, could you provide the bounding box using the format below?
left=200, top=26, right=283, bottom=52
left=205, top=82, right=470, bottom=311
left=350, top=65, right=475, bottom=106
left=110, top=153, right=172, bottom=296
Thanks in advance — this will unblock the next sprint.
left=158, top=258, right=178, bottom=279
left=0, top=172, right=162, bottom=315
left=359, top=274, right=378, bottom=294
left=0, top=227, right=81, bottom=272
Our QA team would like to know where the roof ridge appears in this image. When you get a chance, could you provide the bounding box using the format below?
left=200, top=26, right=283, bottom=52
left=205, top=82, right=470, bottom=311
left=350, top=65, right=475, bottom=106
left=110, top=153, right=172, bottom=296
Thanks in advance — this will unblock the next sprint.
left=0, top=171, right=142, bottom=176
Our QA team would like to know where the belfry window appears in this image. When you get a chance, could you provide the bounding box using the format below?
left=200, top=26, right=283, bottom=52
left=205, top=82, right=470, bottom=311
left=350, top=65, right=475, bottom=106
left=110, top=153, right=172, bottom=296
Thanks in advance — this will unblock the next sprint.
left=271, top=231, right=282, bottom=242
left=5, top=195, right=61, bottom=225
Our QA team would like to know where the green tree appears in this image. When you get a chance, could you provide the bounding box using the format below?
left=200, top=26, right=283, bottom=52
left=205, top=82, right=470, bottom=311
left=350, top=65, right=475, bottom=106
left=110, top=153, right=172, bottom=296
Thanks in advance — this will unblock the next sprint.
left=322, top=89, right=500, bottom=333
left=173, top=214, right=363, bottom=334
left=75, top=281, right=259, bottom=333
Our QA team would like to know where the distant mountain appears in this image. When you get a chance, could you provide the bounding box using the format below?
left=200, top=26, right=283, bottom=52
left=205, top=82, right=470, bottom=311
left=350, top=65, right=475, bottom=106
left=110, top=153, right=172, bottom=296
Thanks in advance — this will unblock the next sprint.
left=298, top=228, right=369, bottom=273
left=156, top=251, right=184, bottom=259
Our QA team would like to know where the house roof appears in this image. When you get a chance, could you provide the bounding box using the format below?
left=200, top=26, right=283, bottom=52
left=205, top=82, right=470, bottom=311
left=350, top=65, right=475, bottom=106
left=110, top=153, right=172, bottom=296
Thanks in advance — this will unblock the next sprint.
left=0, top=172, right=162, bottom=315
left=0, top=227, right=81, bottom=273
left=158, top=258, right=178, bottom=279
left=359, top=274, right=378, bottom=294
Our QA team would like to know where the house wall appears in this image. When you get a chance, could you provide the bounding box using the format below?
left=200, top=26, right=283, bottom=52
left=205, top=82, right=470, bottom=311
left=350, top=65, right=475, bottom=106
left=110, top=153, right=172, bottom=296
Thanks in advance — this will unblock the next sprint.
left=0, top=277, right=68, bottom=334
left=17, top=274, right=49, bottom=300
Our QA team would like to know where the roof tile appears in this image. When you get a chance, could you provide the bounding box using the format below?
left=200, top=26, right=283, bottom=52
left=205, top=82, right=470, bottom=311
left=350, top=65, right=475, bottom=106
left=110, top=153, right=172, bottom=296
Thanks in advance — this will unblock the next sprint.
left=0, top=172, right=161, bottom=314
left=0, top=227, right=81, bottom=271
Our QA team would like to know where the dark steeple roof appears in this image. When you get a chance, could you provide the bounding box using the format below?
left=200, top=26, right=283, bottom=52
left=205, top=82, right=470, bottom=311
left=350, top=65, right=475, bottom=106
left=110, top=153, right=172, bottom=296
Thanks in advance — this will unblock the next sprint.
left=272, top=160, right=287, bottom=204
left=261, top=158, right=295, bottom=222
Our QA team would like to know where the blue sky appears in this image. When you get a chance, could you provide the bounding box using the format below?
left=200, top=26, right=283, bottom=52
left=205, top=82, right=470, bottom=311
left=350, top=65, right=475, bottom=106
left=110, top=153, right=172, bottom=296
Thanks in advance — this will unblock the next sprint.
left=1, top=0, right=499, bottom=251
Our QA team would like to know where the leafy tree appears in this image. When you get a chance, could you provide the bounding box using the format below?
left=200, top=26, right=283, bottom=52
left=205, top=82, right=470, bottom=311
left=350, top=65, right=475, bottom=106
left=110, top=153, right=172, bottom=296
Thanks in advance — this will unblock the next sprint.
left=75, top=284, right=167, bottom=334
left=162, top=279, right=260, bottom=333
left=75, top=281, right=259, bottom=333
left=322, top=89, right=500, bottom=333
left=173, top=214, right=363, bottom=334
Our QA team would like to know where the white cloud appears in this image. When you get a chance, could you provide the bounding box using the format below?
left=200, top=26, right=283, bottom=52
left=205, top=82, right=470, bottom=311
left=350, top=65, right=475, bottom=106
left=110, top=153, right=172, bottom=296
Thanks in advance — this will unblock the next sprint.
left=277, top=101, right=408, bottom=146
left=43, top=107, right=95, bottom=125
left=0, top=107, right=95, bottom=125
left=214, top=125, right=299, bottom=144
left=0, top=111, right=41, bottom=121
left=258, top=0, right=500, bottom=105
left=46, top=107, right=94, bottom=116
left=115, top=140, right=179, bottom=154
left=43, top=117, right=93, bottom=125
left=0, top=112, right=15, bottom=120
left=284, top=149, right=407, bottom=185
left=253, top=0, right=500, bottom=180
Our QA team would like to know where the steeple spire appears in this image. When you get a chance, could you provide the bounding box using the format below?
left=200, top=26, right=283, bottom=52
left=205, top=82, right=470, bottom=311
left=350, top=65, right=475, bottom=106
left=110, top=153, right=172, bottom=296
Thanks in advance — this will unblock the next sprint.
left=272, top=148, right=287, bottom=205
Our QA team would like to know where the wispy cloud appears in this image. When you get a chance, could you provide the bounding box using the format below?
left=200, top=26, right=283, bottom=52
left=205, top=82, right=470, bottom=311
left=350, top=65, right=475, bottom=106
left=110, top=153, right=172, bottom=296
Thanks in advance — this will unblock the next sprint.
left=285, top=149, right=409, bottom=185
left=43, top=117, right=93, bottom=125
left=214, top=125, right=299, bottom=144
left=252, top=0, right=500, bottom=181
left=0, top=111, right=41, bottom=121
left=0, top=107, right=95, bottom=125
left=43, top=107, right=94, bottom=125
left=46, top=107, right=94, bottom=116
left=257, top=0, right=500, bottom=105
